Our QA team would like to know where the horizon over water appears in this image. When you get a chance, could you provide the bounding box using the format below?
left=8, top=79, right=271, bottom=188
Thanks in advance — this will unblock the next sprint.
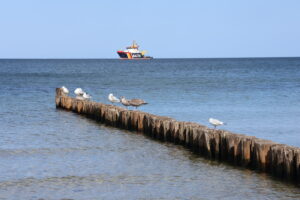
left=2, top=56, right=300, bottom=59
left=0, top=58, right=299, bottom=199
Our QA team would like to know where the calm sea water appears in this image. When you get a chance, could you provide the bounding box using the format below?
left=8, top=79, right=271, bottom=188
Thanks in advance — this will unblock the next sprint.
left=0, top=58, right=299, bottom=199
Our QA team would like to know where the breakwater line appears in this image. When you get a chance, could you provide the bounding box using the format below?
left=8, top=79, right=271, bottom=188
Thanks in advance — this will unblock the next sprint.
left=55, top=88, right=300, bottom=184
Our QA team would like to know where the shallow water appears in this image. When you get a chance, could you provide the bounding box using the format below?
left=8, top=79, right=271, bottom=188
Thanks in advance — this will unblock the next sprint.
left=0, top=58, right=299, bottom=199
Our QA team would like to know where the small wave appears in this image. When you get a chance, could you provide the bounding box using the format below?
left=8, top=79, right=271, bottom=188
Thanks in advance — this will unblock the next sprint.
left=0, top=147, right=101, bottom=156
left=0, top=146, right=131, bottom=156
left=0, top=173, right=164, bottom=188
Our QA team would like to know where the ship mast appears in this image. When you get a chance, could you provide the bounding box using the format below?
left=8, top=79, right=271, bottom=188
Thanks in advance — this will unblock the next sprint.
left=132, top=40, right=139, bottom=49
left=126, top=40, right=139, bottom=49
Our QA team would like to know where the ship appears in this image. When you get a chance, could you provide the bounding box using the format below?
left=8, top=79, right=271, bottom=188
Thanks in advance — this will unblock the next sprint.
left=117, top=41, right=153, bottom=59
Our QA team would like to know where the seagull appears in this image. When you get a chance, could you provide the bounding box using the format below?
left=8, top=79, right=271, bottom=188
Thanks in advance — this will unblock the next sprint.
left=108, top=93, right=120, bottom=104
left=120, top=96, right=131, bottom=109
left=129, top=98, right=148, bottom=109
left=61, top=86, right=69, bottom=95
left=74, top=88, right=84, bottom=96
left=74, top=88, right=90, bottom=100
left=83, top=92, right=92, bottom=100
left=209, top=118, right=226, bottom=129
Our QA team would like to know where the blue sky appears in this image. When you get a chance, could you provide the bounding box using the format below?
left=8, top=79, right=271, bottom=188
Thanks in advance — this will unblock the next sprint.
left=0, top=0, right=299, bottom=58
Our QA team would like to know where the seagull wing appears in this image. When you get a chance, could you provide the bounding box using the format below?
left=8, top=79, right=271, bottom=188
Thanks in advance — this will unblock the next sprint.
left=112, top=95, right=120, bottom=102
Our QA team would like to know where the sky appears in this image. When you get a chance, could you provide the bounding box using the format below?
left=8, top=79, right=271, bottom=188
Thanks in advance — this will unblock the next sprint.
left=0, top=0, right=299, bottom=58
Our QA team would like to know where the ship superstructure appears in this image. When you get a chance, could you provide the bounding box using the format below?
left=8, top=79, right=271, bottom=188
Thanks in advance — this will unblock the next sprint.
left=117, top=41, right=153, bottom=59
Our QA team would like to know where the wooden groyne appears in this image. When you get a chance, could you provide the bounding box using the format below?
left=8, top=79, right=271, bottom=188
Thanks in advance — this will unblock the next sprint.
left=55, top=88, right=300, bottom=184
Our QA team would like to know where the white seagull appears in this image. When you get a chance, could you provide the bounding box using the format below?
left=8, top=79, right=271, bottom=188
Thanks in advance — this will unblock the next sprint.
left=74, top=88, right=84, bottom=96
left=108, top=93, right=120, bottom=104
left=83, top=92, right=92, bottom=100
left=209, top=118, right=226, bottom=129
left=61, top=86, right=69, bottom=95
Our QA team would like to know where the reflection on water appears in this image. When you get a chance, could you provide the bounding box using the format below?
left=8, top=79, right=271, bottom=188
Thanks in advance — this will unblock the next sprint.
left=0, top=59, right=300, bottom=199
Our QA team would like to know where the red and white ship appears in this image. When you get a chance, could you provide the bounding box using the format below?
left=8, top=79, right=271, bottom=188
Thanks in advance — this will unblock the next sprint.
left=117, top=41, right=153, bottom=59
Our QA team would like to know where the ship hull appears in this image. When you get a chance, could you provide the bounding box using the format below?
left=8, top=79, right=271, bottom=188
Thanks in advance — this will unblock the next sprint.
left=117, top=51, right=153, bottom=59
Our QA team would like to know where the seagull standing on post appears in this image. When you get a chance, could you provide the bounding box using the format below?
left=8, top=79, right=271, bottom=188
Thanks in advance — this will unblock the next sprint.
left=129, top=98, right=148, bottom=109
left=74, top=88, right=90, bottom=100
left=209, top=118, right=226, bottom=129
left=74, top=88, right=84, bottom=96
left=83, top=92, right=92, bottom=100
left=120, top=96, right=131, bottom=109
left=108, top=93, right=120, bottom=105
left=61, top=86, right=69, bottom=95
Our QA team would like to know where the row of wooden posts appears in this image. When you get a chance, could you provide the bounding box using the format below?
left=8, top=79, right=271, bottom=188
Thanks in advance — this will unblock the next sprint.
left=56, top=88, right=300, bottom=184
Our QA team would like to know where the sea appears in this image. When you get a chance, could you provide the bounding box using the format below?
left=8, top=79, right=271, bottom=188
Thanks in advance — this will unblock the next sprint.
left=0, top=58, right=299, bottom=199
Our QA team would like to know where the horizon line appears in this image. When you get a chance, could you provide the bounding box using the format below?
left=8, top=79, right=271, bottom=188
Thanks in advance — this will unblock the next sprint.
left=0, top=56, right=300, bottom=60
